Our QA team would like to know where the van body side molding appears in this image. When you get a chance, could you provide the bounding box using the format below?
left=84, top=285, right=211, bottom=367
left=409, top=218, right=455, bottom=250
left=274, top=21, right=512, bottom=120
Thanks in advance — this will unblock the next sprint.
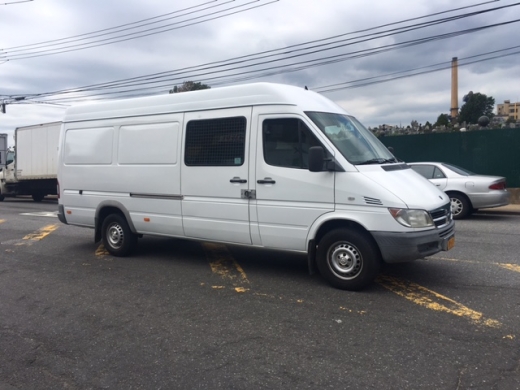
left=130, top=193, right=184, bottom=200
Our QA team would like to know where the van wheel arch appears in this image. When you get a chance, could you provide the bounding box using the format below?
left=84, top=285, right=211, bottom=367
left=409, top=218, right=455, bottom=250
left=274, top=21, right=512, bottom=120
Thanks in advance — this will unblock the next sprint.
left=309, top=219, right=382, bottom=276
left=95, top=203, right=137, bottom=243
left=313, top=219, right=375, bottom=247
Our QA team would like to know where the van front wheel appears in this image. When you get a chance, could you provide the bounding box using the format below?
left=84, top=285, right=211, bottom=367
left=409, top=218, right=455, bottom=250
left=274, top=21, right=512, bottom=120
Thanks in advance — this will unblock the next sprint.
left=101, top=214, right=138, bottom=257
left=316, top=229, right=381, bottom=291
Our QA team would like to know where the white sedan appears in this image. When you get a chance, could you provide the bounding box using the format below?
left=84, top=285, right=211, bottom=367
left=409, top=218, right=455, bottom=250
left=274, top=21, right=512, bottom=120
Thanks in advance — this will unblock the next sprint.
left=408, top=162, right=510, bottom=219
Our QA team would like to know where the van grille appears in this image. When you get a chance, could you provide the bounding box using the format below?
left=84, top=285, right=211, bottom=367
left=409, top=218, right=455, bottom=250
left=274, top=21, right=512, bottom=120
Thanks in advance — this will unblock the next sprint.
left=430, top=203, right=452, bottom=228
left=364, top=196, right=383, bottom=206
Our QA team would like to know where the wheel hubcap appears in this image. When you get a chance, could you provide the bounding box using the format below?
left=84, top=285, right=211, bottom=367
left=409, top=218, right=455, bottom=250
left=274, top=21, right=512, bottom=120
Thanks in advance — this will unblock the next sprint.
left=451, top=198, right=463, bottom=216
left=107, top=223, right=124, bottom=249
left=328, top=242, right=363, bottom=280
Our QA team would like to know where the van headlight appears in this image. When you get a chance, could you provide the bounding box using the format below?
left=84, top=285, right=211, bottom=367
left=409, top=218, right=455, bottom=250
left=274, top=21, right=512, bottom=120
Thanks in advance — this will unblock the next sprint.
left=388, top=208, right=434, bottom=228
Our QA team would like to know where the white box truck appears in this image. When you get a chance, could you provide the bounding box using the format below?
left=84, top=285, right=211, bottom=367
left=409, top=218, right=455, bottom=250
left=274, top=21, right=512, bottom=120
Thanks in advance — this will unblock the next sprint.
left=57, top=83, right=455, bottom=290
left=0, top=122, right=61, bottom=202
left=0, top=133, right=7, bottom=167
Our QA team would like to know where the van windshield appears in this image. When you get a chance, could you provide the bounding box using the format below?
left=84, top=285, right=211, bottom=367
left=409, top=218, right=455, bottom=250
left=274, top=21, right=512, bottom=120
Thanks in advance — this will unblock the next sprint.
left=305, top=112, right=396, bottom=165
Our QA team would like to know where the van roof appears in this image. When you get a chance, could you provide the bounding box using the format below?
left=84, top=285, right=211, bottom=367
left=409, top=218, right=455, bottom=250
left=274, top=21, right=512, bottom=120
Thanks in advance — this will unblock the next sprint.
left=63, top=82, right=349, bottom=122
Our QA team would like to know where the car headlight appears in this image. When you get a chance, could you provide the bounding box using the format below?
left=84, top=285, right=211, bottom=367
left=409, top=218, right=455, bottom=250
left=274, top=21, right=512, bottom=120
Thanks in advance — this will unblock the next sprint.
left=388, top=208, right=434, bottom=228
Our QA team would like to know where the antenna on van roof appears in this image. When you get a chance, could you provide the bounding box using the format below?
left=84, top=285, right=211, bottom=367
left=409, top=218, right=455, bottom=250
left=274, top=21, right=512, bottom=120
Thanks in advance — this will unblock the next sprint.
left=304, top=86, right=308, bottom=90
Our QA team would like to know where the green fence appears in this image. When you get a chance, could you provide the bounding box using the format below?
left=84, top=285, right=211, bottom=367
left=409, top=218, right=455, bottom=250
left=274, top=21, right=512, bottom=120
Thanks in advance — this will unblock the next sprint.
left=380, top=128, right=520, bottom=187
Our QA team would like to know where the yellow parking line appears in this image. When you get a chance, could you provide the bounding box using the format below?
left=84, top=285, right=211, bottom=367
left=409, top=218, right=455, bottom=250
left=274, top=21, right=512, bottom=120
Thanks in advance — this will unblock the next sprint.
left=203, top=242, right=250, bottom=292
left=23, top=224, right=59, bottom=241
left=0, top=219, right=5, bottom=224
left=497, top=264, right=520, bottom=273
left=434, top=257, right=520, bottom=274
left=95, top=244, right=110, bottom=256
left=377, top=275, right=501, bottom=328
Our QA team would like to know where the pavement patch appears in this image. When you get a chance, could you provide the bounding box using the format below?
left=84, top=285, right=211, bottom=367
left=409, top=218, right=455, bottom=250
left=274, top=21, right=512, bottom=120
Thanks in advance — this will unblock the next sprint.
left=22, top=224, right=59, bottom=241
left=203, top=242, right=250, bottom=291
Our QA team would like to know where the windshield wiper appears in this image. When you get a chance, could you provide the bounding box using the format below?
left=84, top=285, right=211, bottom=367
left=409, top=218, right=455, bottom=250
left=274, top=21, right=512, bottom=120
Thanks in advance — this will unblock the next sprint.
left=357, top=157, right=397, bottom=165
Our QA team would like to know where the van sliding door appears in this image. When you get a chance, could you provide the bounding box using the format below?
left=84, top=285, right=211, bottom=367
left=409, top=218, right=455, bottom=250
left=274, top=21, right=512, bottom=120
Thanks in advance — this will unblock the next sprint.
left=181, top=108, right=252, bottom=245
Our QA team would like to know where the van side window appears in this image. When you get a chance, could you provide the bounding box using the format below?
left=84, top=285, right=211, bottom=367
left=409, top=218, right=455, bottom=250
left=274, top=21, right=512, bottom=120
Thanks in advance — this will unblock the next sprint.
left=263, top=118, right=322, bottom=169
left=185, top=116, right=246, bottom=166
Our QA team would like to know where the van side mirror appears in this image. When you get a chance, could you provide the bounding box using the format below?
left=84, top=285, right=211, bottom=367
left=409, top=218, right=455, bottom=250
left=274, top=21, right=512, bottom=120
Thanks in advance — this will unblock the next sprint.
left=308, top=146, right=325, bottom=172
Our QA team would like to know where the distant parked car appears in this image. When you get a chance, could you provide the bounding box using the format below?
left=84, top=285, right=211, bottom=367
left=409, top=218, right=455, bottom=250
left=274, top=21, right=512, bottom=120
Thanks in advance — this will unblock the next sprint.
left=408, top=162, right=510, bottom=219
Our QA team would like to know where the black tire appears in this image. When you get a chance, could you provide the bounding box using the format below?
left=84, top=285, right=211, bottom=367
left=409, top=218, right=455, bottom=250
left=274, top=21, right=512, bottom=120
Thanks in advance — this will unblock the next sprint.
left=0, top=194, right=4, bottom=201
left=101, top=214, right=138, bottom=257
left=449, top=193, right=470, bottom=220
left=316, top=228, right=381, bottom=291
left=32, top=193, right=45, bottom=202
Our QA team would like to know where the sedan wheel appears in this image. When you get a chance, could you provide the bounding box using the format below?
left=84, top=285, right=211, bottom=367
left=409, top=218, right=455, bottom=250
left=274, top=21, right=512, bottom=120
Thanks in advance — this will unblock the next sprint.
left=450, top=193, right=470, bottom=220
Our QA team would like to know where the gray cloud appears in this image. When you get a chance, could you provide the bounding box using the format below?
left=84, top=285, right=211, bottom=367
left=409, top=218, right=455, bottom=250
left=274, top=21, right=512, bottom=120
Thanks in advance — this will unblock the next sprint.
left=1, top=0, right=519, bottom=143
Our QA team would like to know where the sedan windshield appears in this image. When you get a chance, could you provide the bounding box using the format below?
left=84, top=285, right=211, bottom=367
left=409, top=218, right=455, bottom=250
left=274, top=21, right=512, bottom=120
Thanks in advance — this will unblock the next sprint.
left=305, top=111, right=395, bottom=165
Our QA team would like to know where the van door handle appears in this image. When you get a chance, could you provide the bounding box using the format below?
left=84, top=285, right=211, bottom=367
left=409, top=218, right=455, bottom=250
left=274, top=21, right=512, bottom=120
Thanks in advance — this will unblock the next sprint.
left=257, top=178, right=276, bottom=184
left=230, top=177, right=247, bottom=183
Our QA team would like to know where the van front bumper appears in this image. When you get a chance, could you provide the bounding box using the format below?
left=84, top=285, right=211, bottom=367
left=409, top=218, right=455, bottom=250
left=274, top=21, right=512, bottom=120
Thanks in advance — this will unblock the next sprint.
left=372, top=220, right=455, bottom=263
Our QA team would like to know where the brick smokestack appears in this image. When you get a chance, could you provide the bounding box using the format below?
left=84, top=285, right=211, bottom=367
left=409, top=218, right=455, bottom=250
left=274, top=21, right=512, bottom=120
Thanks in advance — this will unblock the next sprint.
left=450, top=57, right=458, bottom=123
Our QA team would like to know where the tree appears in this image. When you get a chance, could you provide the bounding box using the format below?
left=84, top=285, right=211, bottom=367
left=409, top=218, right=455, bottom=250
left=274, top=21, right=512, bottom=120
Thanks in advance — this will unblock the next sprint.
left=458, top=91, right=495, bottom=124
left=434, top=113, right=450, bottom=127
left=169, top=81, right=210, bottom=93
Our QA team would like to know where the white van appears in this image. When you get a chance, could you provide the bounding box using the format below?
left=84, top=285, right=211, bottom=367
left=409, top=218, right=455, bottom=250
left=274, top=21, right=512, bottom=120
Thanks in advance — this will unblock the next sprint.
left=57, top=83, right=454, bottom=290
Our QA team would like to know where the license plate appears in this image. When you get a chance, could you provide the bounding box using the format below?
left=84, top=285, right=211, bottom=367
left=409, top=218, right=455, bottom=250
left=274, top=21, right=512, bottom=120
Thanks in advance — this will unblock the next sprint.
left=447, top=236, right=455, bottom=251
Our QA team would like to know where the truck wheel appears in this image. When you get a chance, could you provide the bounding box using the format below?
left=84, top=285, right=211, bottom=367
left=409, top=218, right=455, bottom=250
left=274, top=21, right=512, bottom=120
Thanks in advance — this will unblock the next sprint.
left=316, top=228, right=381, bottom=291
left=101, top=214, right=138, bottom=257
left=32, top=193, right=45, bottom=202
left=449, top=193, right=470, bottom=220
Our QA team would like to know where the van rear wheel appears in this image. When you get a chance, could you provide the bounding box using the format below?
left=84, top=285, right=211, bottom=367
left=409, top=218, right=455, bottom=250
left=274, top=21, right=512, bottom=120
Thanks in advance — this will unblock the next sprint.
left=316, top=228, right=381, bottom=291
left=101, top=214, right=138, bottom=257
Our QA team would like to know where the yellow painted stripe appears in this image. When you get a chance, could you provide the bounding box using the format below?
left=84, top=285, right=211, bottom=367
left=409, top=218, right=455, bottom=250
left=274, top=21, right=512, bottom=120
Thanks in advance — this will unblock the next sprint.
left=23, top=224, right=59, bottom=241
left=0, top=219, right=5, bottom=224
left=433, top=257, right=520, bottom=274
left=203, top=242, right=250, bottom=291
left=377, top=275, right=501, bottom=328
left=95, top=244, right=110, bottom=256
left=497, top=264, right=520, bottom=273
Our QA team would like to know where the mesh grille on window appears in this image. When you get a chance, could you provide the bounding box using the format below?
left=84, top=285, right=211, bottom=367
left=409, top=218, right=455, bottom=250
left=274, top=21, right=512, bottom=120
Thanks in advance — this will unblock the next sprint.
left=185, top=117, right=246, bottom=166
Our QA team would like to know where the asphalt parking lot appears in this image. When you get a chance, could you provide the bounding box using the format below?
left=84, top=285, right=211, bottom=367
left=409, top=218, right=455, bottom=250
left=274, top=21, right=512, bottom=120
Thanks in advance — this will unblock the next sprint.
left=1, top=197, right=519, bottom=389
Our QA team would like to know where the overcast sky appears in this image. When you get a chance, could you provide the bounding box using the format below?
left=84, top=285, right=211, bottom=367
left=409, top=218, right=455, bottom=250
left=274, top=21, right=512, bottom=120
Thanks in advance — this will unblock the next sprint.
left=1, top=0, right=519, bottom=145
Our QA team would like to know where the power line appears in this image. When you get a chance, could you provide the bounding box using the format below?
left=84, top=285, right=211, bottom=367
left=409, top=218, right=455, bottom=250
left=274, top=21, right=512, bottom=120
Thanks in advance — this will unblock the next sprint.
left=3, top=0, right=219, bottom=51
left=4, top=2, right=518, bottom=105
left=26, top=0, right=516, bottom=97
left=0, top=0, right=279, bottom=61
left=312, top=48, right=520, bottom=93
left=24, top=18, right=520, bottom=104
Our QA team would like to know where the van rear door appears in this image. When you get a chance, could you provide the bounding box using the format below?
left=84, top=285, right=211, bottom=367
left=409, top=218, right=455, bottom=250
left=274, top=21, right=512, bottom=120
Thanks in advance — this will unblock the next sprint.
left=181, top=108, right=252, bottom=244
